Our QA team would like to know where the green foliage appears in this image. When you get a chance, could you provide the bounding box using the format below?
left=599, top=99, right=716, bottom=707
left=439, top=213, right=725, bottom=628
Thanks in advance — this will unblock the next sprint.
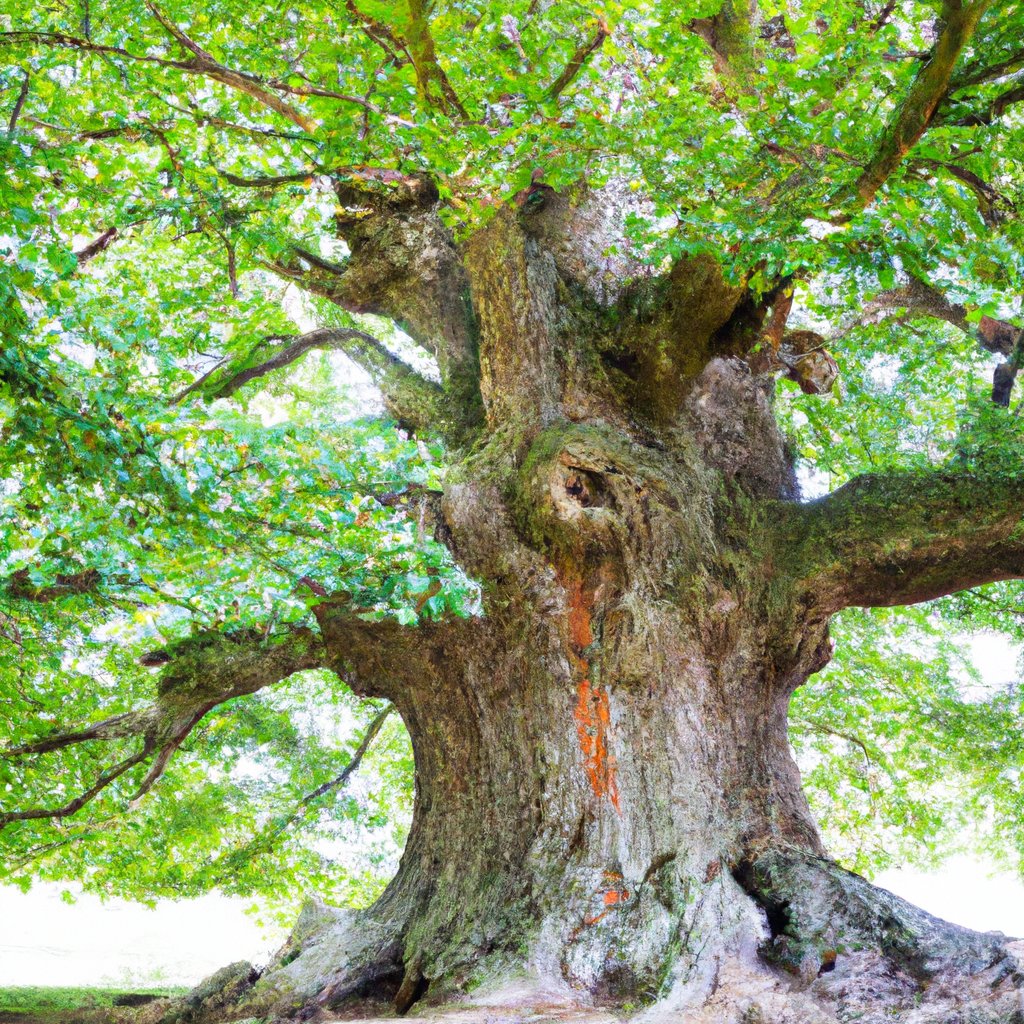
left=0, top=138, right=458, bottom=906
left=0, top=0, right=1019, bottom=294
left=792, top=602, right=1024, bottom=877
left=1, top=0, right=1023, bottom=904
left=2, top=674, right=414, bottom=916
left=777, top=302, right=1024, bottom=876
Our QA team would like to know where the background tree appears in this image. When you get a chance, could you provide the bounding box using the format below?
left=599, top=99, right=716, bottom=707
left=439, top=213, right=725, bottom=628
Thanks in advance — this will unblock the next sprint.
left=3, top=0, right=1024, bottom=1020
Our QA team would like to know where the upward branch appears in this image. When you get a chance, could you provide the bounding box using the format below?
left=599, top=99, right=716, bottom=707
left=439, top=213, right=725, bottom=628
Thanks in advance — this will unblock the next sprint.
left=143, top=2, right=316, bottom=130
left=833, top=0, right=994, bottom=217
left=404, top=0, right=468, bottom=118
left=1, top=9, right=388, bottom=134
left=545, top=18, right=609, bottom=100
left=265, top=205, right=482, bottom=444
left=172, top=325, right=445, bottom=436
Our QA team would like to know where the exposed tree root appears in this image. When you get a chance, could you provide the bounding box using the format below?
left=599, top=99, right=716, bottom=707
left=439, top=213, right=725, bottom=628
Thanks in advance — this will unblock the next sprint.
left=729, top=850, right=1024, bottom=1024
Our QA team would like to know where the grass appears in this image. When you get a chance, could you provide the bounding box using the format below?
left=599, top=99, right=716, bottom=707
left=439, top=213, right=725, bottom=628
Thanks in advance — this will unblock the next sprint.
left=0, top=986, right=187, bottom=1021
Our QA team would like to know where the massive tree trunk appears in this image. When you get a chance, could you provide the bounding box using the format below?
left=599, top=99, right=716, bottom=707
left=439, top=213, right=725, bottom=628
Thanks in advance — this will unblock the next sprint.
left=196, top=191, right=1024, bottom=1023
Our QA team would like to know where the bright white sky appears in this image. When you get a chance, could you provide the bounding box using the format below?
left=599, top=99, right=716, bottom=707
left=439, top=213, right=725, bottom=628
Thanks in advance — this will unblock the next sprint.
left=1, top=857, right=1022, bottom=988
left=0, top=885, right=287, bottom=987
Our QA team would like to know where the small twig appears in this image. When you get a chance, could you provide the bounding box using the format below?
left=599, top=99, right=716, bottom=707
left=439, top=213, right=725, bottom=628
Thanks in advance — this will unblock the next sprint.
left=870, top=0, right=898, bottom=31
left=0, top=742, right=154, bottom=829
left=546, top=17, right=609, bottom=100
left=206, top=706, right=393, bottom=878
left=74, top=226, right=119, bottom=265
left=213, top=229, right=239, bottom=299
left=6, top=68, right=30, bottom=134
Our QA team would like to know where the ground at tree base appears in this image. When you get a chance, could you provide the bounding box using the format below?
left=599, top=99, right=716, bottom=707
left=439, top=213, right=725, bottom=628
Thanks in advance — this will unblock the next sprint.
left=241, top=957, right=1024, bottom=1024
left=8, top=934, right=1024, bottom=1024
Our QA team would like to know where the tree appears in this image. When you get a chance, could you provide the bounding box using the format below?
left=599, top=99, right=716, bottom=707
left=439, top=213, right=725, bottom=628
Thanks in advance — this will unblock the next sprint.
left=2, top=0, right=1024, bottom=1020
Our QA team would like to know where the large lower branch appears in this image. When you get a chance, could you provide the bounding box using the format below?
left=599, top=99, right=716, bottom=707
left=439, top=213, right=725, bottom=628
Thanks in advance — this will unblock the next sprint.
left=0, top=626, right=325, bottom=829
left=788, top=468, right=1024, bottom=612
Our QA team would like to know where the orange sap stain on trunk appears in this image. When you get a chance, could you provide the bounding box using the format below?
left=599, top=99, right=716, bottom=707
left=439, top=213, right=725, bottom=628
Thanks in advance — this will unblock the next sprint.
left=565, top=575, right=621, bottom=813
left=574, top=680, right=622, bottom=813
left=567, top=577, right=594, bottom=650
left=582, top=880, right=631, bottom=926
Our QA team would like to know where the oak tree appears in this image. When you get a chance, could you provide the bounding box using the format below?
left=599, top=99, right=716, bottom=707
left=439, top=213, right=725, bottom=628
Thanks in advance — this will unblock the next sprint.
left=3, top=0, right=1024, bottom=1019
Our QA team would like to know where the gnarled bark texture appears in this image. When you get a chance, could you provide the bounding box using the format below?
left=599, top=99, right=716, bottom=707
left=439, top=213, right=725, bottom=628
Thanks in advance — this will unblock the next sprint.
left=177, top=187, right=1024, bottom=1024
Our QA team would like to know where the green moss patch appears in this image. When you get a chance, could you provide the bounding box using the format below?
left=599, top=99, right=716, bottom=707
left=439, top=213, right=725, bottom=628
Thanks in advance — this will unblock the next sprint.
left=0, top=986, right=186, bottom=1023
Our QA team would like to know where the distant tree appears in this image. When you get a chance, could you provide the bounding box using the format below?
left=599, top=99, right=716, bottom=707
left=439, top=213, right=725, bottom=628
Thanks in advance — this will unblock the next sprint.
left=2, top=0, right=1024, bottom=1018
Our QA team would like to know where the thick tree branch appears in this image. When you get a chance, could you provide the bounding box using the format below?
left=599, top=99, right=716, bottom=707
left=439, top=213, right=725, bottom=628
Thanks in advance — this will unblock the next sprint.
left=688, top=0, right=757, bottom=81
left=1, top=17, right=382, bottom=132
left=948, top=15, right=1024, bottom=89
left=992, top=329, right=1024, bottom=407
left=870, top=0, right=900, bottom=32
left=0, top=626, right=325, bottom=830
left=833, top=0, right=994, bottom=217
left=218, top=169, right=316, bottom=189
left=0, top=28, right=312, bottom=130
left=859, top=276, right=971, bottom=332
left=0, top=743, right=155, bottom=827
left=175, top=326, right=411, bottom=398
left=404, top=0, right=468, bottom=118
left=265, top=210, right=483, bottom=442
left=789, top=469, right=1024, bottom=613
left=4, top=710, right=144, bottom=757
left=939, top=82, right=1024, bottom=126
left=951, top=54, right=1024, bottom=88
left=143, top=2, right=316, bottom=131
left=910, top=158, right=1010, bottom=225
left=854, top=275, right=1022, bottom=401
left=858, top=276, right=1020, bottom=351
left=344, top=0, right=410, bottom=65
left=74, top=226, right=119, bottom=264
left=265, top=75, right=411, bottom=125
left=4, top=567, right=103, bottom=603
left=0, top=30, right=188, bottom=69
left=218, top=165, right=427, bottom=196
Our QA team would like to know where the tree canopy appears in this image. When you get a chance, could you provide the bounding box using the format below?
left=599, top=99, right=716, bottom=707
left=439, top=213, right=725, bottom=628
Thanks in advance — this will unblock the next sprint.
left=2, top=0, right=1024, bottom=919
